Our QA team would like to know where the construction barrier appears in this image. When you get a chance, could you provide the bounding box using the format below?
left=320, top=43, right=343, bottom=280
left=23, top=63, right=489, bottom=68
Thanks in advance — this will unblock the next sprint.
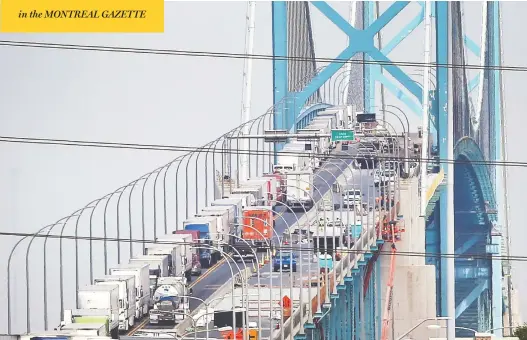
left=310, top=271, right=335, bottom=315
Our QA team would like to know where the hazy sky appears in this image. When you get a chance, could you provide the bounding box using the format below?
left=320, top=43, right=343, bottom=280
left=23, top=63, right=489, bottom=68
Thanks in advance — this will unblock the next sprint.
left=0, top=0, right=525, bottom=333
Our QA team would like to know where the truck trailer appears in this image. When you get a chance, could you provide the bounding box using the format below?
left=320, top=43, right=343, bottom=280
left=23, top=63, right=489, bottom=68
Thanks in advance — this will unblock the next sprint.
left=73, top=285, right=119, bottom=338
left=155, top=234, right=194, bottom=281
left=109, top=262, right=150, bottom=319
left=285, top=170, right=315, bottom=211
left=173, top=230, right=202, bottom=276
left=201, top=205, right=236, bottom=245
left=128, top=255, right=169, bottom=302
left=241, top=206, right=273, bottom=247
left=195, top=208, right=232, bottom=251
left=93, top=275, right=136, bottom=332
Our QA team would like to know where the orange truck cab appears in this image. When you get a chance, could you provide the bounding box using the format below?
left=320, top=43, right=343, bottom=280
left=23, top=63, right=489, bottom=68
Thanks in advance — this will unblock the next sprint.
left=242, top=206, right=273, bottom=245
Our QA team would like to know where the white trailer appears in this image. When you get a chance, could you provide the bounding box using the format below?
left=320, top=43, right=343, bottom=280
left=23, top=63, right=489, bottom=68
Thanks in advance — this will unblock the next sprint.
left=276, top=144, right=310, bottom=172
left=109, top=262, right=150, bottom=319
left=93, top=275, right=136, bottom=332
left=224, top=194, right=250, bottom=209
left=285, top=170, right=315, bottom=211
left=202, top=205, right=235, bottom=232
left=129, top=255, right=170, bottom=301
left=230, top=186, right=260, bottom=206
left=155, top=234, right=194, bottom=280
left=75, top=285, right=119, bottom=338
left=307, top=122, right=332, bottom=153
left=145, top=245, right=178, bottom=277
left=197, top=207, right=233, bottom=250
left=247, top=177, right=277, bottom=206
left=211, top=197, right=243, bottom=224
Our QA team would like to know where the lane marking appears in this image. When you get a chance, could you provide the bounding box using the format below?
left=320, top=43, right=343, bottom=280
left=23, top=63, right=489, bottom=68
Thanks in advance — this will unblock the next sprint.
left=127, top=257, right=228, bottom=335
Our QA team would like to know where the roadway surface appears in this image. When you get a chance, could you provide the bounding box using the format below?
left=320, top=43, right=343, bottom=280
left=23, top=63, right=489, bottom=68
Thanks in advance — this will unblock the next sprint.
left=137, top=132, right=417, bottom=336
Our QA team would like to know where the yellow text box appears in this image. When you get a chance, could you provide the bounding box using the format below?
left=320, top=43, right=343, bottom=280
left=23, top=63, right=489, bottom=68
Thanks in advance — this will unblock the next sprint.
left=1, top=0, right=164, bottom=33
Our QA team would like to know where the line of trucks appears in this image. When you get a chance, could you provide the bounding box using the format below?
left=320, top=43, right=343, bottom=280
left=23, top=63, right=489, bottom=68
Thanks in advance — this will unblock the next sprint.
left=25, top=108, right=345, bottom=340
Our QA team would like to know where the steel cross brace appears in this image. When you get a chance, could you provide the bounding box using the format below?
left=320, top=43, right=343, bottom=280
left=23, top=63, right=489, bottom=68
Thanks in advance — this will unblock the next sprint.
left=274, top=1, right=425, bottom=134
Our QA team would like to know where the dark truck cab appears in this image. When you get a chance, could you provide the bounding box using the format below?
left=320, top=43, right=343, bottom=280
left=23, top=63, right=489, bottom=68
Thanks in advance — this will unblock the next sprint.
left=232, top=241, right=257, bottom=262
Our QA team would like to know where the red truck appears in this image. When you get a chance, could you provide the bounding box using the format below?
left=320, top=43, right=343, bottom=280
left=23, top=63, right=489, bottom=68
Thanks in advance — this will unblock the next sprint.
left=173, top=230, right=202, bottom=276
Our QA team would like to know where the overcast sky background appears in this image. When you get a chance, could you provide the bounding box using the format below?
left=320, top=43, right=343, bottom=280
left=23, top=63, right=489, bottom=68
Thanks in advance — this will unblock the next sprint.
left=0, top=1, right=525, bottom=333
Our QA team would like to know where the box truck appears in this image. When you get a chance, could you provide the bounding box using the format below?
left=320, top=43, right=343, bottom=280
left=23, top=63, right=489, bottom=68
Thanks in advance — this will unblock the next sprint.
left=93, top=275, right=136, bottom=332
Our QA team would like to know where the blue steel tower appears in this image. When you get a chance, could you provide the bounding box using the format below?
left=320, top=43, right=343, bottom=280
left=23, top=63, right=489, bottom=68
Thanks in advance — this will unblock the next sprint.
left=272, top=1, right=505, bottom=338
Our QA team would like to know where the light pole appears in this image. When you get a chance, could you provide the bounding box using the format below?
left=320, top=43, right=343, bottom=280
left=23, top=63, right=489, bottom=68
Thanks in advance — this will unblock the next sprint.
left=395, top=316, right=452, bottom=340
left=189, top=244, right=249, bottom=340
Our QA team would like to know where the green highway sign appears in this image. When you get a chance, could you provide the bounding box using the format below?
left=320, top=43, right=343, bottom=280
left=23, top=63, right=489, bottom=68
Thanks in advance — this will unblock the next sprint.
left=331, top=129, right=355, bottom=142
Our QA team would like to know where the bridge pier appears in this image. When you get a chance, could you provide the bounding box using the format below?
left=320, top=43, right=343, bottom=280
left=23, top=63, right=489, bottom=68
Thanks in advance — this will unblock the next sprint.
left=379, top=176, right=438, bottom=339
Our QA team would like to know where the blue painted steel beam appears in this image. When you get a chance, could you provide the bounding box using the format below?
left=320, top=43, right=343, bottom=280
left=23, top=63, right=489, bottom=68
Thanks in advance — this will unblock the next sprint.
left=272, top=1, right=288, bottom=134
left=464, top=35, right=481, bottom=56
left=364, top=2, right=375, bottom=114
left=368, top=48, right=423, bottom=103
left=455, top=234, right=482, bottom=255
left=296, top=1, right=413, bottom=115
left=490, top=1, right=503, bottom=334
left=375, top=71, right=422, bottom=116
left=455, top=279, right=489, bottom=318
left=381, top=8, right=423, bottom=55
left=433, top=2, right=449, bottom=318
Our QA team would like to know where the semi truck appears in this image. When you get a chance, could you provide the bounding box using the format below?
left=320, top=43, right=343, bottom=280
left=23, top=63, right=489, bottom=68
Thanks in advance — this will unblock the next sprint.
left=149, top=277, right=191, bottom=326
left=66, top=285, right=120, bottom=338
left=241, top=206, right=273, bottom=246
left=128, top=255, right=169, bottom=302
left=109, top=262, right=150, bottom=319
left=183, top=216, right=220, bottom=267
left=93, top=275, right=136, bottom=332
left=155, top=234, right=194, bottom=281
left=285, top=170, right=315, bottom=211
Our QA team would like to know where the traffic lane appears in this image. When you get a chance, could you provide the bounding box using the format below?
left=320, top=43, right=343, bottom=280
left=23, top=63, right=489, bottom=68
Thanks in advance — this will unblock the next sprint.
left=175, top=152, right=352, bottom=315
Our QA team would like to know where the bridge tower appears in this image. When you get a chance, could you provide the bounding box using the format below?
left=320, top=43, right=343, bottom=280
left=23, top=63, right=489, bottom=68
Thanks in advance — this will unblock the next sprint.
left=271, top=1, right=506, bottom=339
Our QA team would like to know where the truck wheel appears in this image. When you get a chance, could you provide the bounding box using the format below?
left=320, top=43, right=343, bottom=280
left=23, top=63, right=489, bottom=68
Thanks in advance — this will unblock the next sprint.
left=111, top=327, right=119, bottom=339
left=185, top=271, right=192, bottom=282
left=293, top=266, right=297, bottom=272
